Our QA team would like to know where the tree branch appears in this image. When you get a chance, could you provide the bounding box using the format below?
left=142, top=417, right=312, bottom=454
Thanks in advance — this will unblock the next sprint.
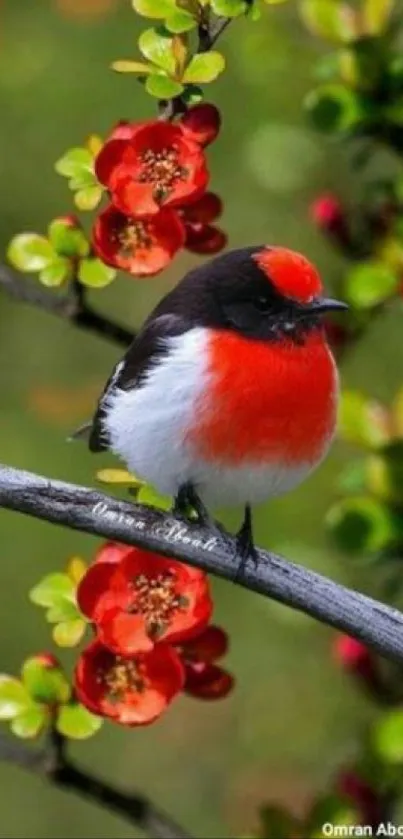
left=0, top=731, right=191, bottom=839
left=1, top=463, right=403, bottom=665
left=0, top=265, right=133, bottom=348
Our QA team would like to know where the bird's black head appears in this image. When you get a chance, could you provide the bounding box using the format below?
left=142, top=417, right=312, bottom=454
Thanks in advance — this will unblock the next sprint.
left=152, top=246, right=347, bottom=344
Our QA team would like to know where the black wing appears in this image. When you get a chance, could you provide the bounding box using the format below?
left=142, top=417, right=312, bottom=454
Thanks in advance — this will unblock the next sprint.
left=88, top=313, right=186, bottom=452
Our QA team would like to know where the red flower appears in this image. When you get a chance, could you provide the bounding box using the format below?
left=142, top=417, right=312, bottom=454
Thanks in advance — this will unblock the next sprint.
left=181, top=192, right=227, bottom=255
left=178, top=625, right=228, bottom=664
left=94, top=541, right=132, bottom=565
left=75, top=639, right=184, bottom=726
left=177, top=625, right=233, bottom=701
left=180, top=104, right=221, bottom=148
left=334, top=635, right=373, bottom=675
left=311, top=194, right=344, bottom=229
left=185, top=663, right=234, bottom=700
left=93, top=204, right=185, bottom=276
left=77, top=547, right=212, bottom=654
left=95, top=120, right=208, bottom=216
left=333, top=635, right=386, bottom=700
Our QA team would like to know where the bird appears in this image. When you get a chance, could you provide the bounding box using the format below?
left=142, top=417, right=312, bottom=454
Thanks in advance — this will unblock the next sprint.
left=74, top=246, right=347, bottom=570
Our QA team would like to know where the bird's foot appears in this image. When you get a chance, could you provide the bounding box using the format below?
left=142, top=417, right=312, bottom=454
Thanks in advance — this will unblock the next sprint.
left=173, top=483, right=219, bottom=531
left=234, top=504, right=258, bottom=582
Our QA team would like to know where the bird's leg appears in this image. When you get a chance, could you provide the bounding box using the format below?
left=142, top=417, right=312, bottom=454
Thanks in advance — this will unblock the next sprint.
left=234, top=504, right=258, bottom=579
left=185, top=483, right=214, bottom=529
left=172, top=484, right=191, bottom=519
left=173, top=482, right=221, bottom=532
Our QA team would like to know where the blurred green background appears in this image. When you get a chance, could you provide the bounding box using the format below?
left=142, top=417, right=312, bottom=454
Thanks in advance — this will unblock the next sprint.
left=1, top=0, right=402, bottom=836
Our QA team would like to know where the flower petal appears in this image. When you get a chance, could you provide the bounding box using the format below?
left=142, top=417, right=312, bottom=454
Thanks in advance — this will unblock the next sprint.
left=180, top=104, right=221, bottom=147
left=75, top=639, right=184, bottom=726
left=92, top=204, right=185, bottom=277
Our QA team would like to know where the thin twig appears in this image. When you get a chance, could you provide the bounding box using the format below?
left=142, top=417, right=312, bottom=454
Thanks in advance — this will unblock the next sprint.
left=1, top=463, right=403, bottom=665
left=0, top=264, right=133, bottom=347
left=0, top=732, right=191, bottom=839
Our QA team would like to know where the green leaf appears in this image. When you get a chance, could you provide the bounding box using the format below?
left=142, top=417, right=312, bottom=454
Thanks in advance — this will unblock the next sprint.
left=183, top=52, right=225, bottom=83
left=57, top=702, right=102, bottom=740
left=78, top=258, right=116, bottom=288
left=248, top=1, right=261, bottom=19
left=345, top=260, right=398, bottom=308
left=55, top=147, right=94, bottom=179
left=305, top=84, right=363, bottom=132
left=30, top=573, right=74, bottom=608
left=46, top=599, right=82, bottom=623
left=53, top=619, right=86, bottom=648
left=363, top=0, right=395, bottom=35
left=339, top=391, right=390, bottom=448
left=11, top=704, right=47, bottom=739
left=145, top=72, right=184, bottom=98
left=111, top=60, right=152, bottom=73
left=0, top=677, right=29, bottom=720
left=39, top=257, right=72, bottom=288
left=165, top=9, right=198, bottom=32
left=326, top=496, right=397, bottom=553
left=132, top=0, right=175, bottom=16
left=211, top=0, right=246, bottom=16
left=74, top=186, right=104, bottom=212
left=96, top=468, right=144, bottom=486
left=7, top=234, right=55, bottom=273
left=300, top=0, right=358, bottom=42
left=374, top=709, right=403, bottom=763
left=22, top=658, right=71, bottom=704
left=137, top=484, right=171, bottom=511
left=139, top=27, right=177, bottom=74
left=48, top=219, right=89, bottom=259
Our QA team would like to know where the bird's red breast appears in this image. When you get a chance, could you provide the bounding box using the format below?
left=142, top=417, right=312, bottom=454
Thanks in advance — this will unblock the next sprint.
left=188, top=328, right=338, bottom=466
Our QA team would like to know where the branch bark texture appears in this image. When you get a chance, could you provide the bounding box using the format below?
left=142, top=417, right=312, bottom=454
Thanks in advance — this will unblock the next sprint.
left=1, top=463, right=403, bottom=665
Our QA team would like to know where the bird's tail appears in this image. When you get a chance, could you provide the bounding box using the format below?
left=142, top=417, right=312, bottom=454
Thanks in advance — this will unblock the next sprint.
left=67, top=421, right=93, bottom=443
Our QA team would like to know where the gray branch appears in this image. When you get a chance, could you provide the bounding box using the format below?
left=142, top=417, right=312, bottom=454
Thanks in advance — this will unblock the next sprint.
left=0, top=731, right=191, bottom=839
left=1, top=463, right=403, bottom=664
left=0, top=264, right=133, bottom=347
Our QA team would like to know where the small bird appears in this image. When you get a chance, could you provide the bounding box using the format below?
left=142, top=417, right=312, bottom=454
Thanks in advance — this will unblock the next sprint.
left=77, top=246, right=347, bottom=566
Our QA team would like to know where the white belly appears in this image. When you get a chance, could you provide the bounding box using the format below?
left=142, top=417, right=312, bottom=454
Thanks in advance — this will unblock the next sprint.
left=103, top=328, right=327, bottom=507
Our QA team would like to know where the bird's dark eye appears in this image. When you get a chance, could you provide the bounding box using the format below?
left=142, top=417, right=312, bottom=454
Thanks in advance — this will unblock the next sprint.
left=254, top=295, right=272, bottom=313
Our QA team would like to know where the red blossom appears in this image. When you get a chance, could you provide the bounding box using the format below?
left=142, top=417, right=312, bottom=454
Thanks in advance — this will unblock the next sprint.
left=178, top=625, right=228, bottom=664
left=95, top=120, right=208, bottom=216
left=75, top=639, right=184, bottom=726
left=333, top=635, right=384, bottom=699
left=54, top=213, right=81, bottom=228
left=92, top=204, right=185, bottom=276
left=94, top=541, right=133, bottom=565
left=77, top=547, right=212, bottom=654
left=184, top=662, right=234, bottom=700
left=31, top=652, right=61, bottom=669
left=311, top=194, right=344, bottom=229
left=185, top=225, right=227, bottom=255
left=180, top=103, right=221, bottom=148
left=177, top=625, right=233, bottom=700
left=180, top=192, right=227, bottom=255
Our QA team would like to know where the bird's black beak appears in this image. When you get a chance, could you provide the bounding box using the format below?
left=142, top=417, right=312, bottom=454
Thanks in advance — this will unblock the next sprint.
left=301, top=296, right=349, bottom=317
